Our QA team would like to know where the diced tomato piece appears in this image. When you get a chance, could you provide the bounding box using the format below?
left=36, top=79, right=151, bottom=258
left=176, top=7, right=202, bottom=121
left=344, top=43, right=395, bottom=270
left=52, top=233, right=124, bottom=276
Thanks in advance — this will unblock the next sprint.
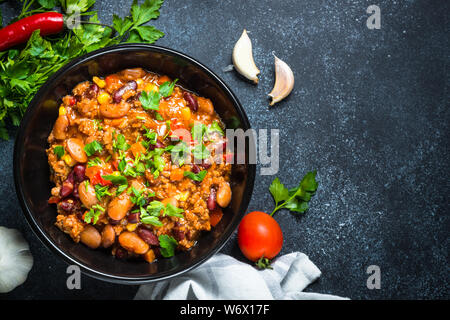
left=105, top=74, right=121, bottom=90
left=47, top=196, right=61, bottom=204
left=68, top=96, right=77, bottom=106
left=209, top=208, right=223, bottom=227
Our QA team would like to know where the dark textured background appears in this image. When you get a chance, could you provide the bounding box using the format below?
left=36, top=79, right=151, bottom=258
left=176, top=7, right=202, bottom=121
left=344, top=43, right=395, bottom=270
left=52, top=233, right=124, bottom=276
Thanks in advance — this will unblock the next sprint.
left=0, top=0, right=448, bottom=299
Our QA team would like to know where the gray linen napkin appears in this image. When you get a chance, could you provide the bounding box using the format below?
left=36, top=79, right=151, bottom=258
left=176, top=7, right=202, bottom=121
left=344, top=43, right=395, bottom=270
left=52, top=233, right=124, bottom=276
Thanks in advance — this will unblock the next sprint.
left=134, top=252, right=348, bottom=300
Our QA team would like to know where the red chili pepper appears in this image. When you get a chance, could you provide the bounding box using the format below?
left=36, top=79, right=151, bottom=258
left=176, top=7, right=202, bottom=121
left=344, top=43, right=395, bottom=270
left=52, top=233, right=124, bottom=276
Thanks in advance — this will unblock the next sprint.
left=0, top=12, right=64, bottom=52
left=91, top=170, right=113, bottom=186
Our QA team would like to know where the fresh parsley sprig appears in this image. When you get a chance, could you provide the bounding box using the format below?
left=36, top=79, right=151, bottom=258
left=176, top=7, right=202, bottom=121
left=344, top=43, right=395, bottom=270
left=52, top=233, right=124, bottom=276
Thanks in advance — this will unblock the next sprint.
left=0, top=0, right=166, bottom=140
left=269, top=171, right=319, bottom=216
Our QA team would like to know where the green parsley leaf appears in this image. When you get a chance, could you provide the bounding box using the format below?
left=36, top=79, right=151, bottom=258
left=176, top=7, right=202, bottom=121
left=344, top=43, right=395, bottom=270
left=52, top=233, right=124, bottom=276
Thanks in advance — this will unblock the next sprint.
left=140, top=214, right=163, bottom=227
left=269, top=171, right=319, bottom=216
left=184, top=170, right=207, bottom=182
left=164, top=203, right=184, bottom=218
left=53, top=146, right=65, bottom=159
left=94, top=184, right=112, bottom=201
left=155, top=112, right=164, bottom=121
left=84, top=140, right=103, bottom=156
left=191, top=123, right=207, bottom=143
left=139, top=90, right=160, bottom=110
left=158, top=79, right=178, bottom=97
left=102, top=174, right=128, bottom=186
left=158, top=234, right=178, bottom=258
left=206, top=121, right=224, bottom=136
left=192, top=144, right=210, bottom=160
left=116, top=184, right=128, bottom=196
left=87, top=157, right=102, bottom=167
left=146, top=200, right=165, bottom=216
left=170, top=141, right=190, bottom=166
left=131, top=0, right=163, bottom=26
left=269, top=177, right=289, bottom=207
left=84, top=204, right=105, bottom=224
left=113, top=133, right=130, bottom=151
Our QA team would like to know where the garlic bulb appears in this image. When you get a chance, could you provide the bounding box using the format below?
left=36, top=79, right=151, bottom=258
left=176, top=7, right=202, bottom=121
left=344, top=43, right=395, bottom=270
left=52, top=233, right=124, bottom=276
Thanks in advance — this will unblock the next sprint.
left=232, top=29, right=260, bottom=84
left=268, top=54, right=295, bottom=106
left=0, top=227, right=34, bottom=293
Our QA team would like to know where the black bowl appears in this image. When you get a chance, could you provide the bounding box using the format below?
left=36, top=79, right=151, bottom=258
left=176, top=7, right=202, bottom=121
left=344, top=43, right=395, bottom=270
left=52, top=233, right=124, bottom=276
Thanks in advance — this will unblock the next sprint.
left=13, top=44, right=255, bottom=284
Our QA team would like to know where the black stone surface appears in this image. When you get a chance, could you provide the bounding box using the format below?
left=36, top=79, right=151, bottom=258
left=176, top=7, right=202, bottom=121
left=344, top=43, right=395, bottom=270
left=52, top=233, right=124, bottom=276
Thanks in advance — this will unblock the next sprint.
left=0, top=0, right=448, bottom=300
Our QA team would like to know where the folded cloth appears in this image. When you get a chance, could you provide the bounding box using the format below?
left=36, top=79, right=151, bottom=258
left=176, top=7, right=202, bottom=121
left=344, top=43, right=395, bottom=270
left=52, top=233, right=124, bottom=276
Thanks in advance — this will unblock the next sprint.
left=134, top=252, right=348, bottom=300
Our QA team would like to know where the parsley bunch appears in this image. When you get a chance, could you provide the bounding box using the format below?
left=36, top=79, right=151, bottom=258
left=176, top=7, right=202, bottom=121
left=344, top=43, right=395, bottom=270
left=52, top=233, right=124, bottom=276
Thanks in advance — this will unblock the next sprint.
left=0, top=0, right=166, bottom=139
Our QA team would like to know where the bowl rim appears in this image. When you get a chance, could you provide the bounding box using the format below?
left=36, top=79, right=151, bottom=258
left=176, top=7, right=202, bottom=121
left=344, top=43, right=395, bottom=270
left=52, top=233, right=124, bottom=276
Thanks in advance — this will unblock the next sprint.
left=13, top=43, right=256, bottom=284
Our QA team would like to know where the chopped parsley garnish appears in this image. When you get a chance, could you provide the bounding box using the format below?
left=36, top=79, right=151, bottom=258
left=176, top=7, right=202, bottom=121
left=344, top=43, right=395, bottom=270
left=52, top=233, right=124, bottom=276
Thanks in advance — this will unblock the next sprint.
left=87, top=157, right=102, bottom=167
left=192, top=144, right=210, bottom=160
left=113, top=133, right=130, bottom=151
left=191, top=123, right=207, bottom=142
left=53, top=146, right=65, bottom=159
left=84, top=204, right=105, bottom=225
left=102, top=174, right=128, bottom=186
left=207, top=121, right=224, bottom=136
left=158, top=234, right=178, bottom=257
left=142, top=126, right=157, bottom=144
left=139, top=90, right=161, bottom=111
left=94, top=184, right=112, bottom=201
left=170, top=141, right=190, bottom=166
left=164, top=203, right=184, bottom=218
left=158, top=79, right=178, bottom=98
left=155, top=112, right=164, bottom=121
left=84, top=140, right=103, bottom=156
left=184, top=170, right=207, bottom=182
left=139, top=200, right=184, bottom=227
left=116, top=184, right=128, bottom=196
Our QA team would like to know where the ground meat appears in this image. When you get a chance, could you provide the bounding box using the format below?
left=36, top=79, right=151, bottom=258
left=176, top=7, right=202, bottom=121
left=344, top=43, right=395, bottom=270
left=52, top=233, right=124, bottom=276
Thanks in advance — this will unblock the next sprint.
left=55, top=214, right=85, bottom=242
left=47, top=69, right=232, bottom=264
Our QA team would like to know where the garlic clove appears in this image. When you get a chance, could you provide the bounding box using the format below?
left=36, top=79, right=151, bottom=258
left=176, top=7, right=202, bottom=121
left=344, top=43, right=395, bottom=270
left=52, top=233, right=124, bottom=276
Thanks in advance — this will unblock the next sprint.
left=232, top=29, right=260, bottom=84
left=268, top=54, right=295, bottom=106
left=0, top=227, right=34, bottom=293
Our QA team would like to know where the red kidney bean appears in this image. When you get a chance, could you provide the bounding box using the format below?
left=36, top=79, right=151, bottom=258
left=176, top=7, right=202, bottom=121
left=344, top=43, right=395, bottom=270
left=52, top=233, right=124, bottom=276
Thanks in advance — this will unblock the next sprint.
left=73, top=164, right=86, bottom=183
left=201, top=159, right=212, bottom=170
left=153, top=247, right=162, bottom=258
left=137, top=228, right=159, bottom=246
left=109, top=218, right=121, bottom=225
left=72, top=183, right=79, bottom=198
left=86, top=84, right=99, bottom=99
left=113, top=80, right=137, bottom=103
left=59, top=199, right=75, bottom=212
left=60, top=171, right=75, bottom=198
left=115, top=247, right=128, bottom=259
left=191, top=164, right=201, bottom=174
left=207, top=188, right=217, bottom=211
left=183, top=92, right=198, bottom=111
left=90, top=83, right=99, bottom=94
left=173, top=229, right=185, bottom=241
left=127, top=212, right=140, bottom=224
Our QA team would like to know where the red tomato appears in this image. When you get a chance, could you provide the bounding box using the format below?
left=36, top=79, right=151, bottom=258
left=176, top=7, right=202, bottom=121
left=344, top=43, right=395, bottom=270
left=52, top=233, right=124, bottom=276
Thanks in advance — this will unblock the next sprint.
left=237, top=211, right=283, bottom=261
